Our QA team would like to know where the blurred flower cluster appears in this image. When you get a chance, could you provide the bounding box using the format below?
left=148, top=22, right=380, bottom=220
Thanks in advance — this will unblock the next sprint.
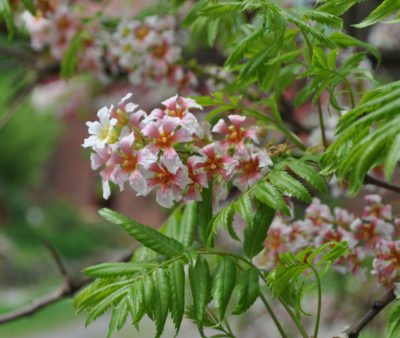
left=19, top=2, right=204, bottom=93
left=83, top=93, right=272, bottom=208
left=256, top=195, right=400, bottom=294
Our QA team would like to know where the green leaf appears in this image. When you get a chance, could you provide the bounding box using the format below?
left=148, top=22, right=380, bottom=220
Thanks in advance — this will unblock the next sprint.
left=254, top=181, right=290, bottom=216
left=152, top=269, right=170, bottom=338
left=268, top=171, right=312, bottom=203
left=243, top=203, right=275, bottom=259
left=189, top=256, right=211, bottom=324
left=233, top=268, right=260, bottom=315
left=61, top=31, right=84, bottom=78
left=207, top=203, right=238, bottom=244
left=180, top=202, right=197, bottom=247
left=0, top=0, right=14, bottom=36
left=287, top=161, right=328, bottom=194
left=355, top=0, right=400, bottom=28
left=317, top=0, right=363, bottom=16
left=182, top=0, right=207, bottom=28
left=224, top=27, right=263, bottom=68
left=387, top=302, right=400, bottom=338
left=99, top=208, right=184, bottom=258
left=207, top=17, right=220, bottom=46
left=108, top=298, right=128, bottom=337
left=234, top=192, right=253, bottom=227
left=21, top=0, right=35, bottom=14
left=211, top=257, right=237, bottom=319
left=385, top=134, right=400, bottom=180
left=83, top=262, right=157, bottom=278
left=280, top=8, right=336, bottom=48
left=297, top=8, right=343, bottom=28
left=329, top=31, right=381, bottom=63
left=168, top=260, right=185, bottom=333
left=197, top=184, right=213, bottom=246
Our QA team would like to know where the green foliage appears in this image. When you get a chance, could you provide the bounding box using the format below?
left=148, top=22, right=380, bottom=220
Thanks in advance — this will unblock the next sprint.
left=0, top=0, right=14, bottom=36
left=82, top=262, right=158, bottom=278
left=189, top=256, right=211, bottom=328
left=61, top=31, right=85, bottom=78
left=243, top=203, right=275, bottom=259
left=211, top=257, right=237, bottom=319
left=196, top=184, right=213, bottom=246
left=233, top=268, right=260, bottom=315
left=99, top=208, right=184, bottom=257
left=355, top=0, right=400, bottom=27
left=267, top=242, right=348, bottom=317
left=386, top=302, right=400, bottom=338
left=268, top=170, right=312, bottom=203
left=320, top=81, right=400, bottom=193
left=168, top=260, right=186, bottom=332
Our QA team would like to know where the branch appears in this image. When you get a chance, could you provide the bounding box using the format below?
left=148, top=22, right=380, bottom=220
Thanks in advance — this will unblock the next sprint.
left=342, top=289, right=396, bottom=338
left=0, top=242, right=138, bottom=325
left=364, top=174, right=400, bottom=194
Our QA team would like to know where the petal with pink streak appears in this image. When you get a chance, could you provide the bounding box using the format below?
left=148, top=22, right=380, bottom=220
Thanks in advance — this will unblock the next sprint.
left=185, top=184, right=201, bottom=202
left=173, top=168, right=191, bottom=189
left=137, top=148, right=157, bottom=169
left=201, top=143, right=216, bottom=160
left=156, top=185, right=175, bottom=208
left=142, top=122, right=161, bottom=139
left=129, top=169, right=148, bottom=196
left=162, top=148, right=181, bottom=174
left=173, top=127, right=192, bottom=143
left=146, top=143, right=162, bottom=155
left=162, top=94, right=178, bottom=111
left=178, top=96, right=203, bottom=111
left=113, top=165, right=128, bottom=186
left=244, top=127, right=259, bottom=142
left=212, top=119, right=230, bottom=134
left=228, top=115, right=246, bottom=129
left=161, top=116, right=179, bottom=134
left=119, top=133, right=135, bottom=156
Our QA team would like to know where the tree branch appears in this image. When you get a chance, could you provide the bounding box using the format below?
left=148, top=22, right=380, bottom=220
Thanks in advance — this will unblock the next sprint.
left=342, top=289, right=396, bottom=338
left=0, top=243, right=138, bottom=325
left=364, top=174, right=400, bottom=194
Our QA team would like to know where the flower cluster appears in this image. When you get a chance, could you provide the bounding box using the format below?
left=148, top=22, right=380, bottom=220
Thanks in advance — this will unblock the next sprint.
left=108, top=17, right=197, bottom=93
left=83, top=93, right=272, bottom=208
left=256, top=195, right=400, bottom=293
left=20, top=2, right=201, bottom=93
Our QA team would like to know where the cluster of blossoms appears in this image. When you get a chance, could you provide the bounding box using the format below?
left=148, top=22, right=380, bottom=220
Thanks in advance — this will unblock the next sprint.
left=19, top=1, right=202, bottom=93
left=256, top=195, right=400, bottom=294
left=108, top=17, right=198, bottom=93
left=83, top=93, right=273, bottom=208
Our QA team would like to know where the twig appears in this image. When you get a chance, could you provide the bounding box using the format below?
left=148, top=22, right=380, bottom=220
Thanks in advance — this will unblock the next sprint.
left=364, top=174, right=400, bottom=194
left=343, top=289, right=396, bottom=338
left=0, top=242, right=138, bottom=325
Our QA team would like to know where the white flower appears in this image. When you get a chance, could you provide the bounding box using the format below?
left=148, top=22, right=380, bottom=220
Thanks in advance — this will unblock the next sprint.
left=82, top=106, right=117, bottom=149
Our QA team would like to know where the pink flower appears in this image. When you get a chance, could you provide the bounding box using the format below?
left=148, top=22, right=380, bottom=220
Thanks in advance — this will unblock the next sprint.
left=193, top=143, right=238, bottom=181
left=185, top=156, right=208, bottom=202
left=142, top=116, right=191, bottom=173
left=146, top=95, right=202, bottom=134
left=363, top=194, right=392, bottom=221
left=351, top=217, right=394, bottom=253
left=233, top=145, right=272, bottom=191
left=90, top=145, right=114, bottom=199
left=212, top=115, right=258, bottom=155
left=305, top=198, right=333, bottom=229
left=334, top=207, right=355, bottom=230
left=110, top=93, right=147, bottom=130
left=372, top=240, right=400, bottom=294
left=109, top=133, right=156, bottom=195
left=146, top=157, right=191, bottom=208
